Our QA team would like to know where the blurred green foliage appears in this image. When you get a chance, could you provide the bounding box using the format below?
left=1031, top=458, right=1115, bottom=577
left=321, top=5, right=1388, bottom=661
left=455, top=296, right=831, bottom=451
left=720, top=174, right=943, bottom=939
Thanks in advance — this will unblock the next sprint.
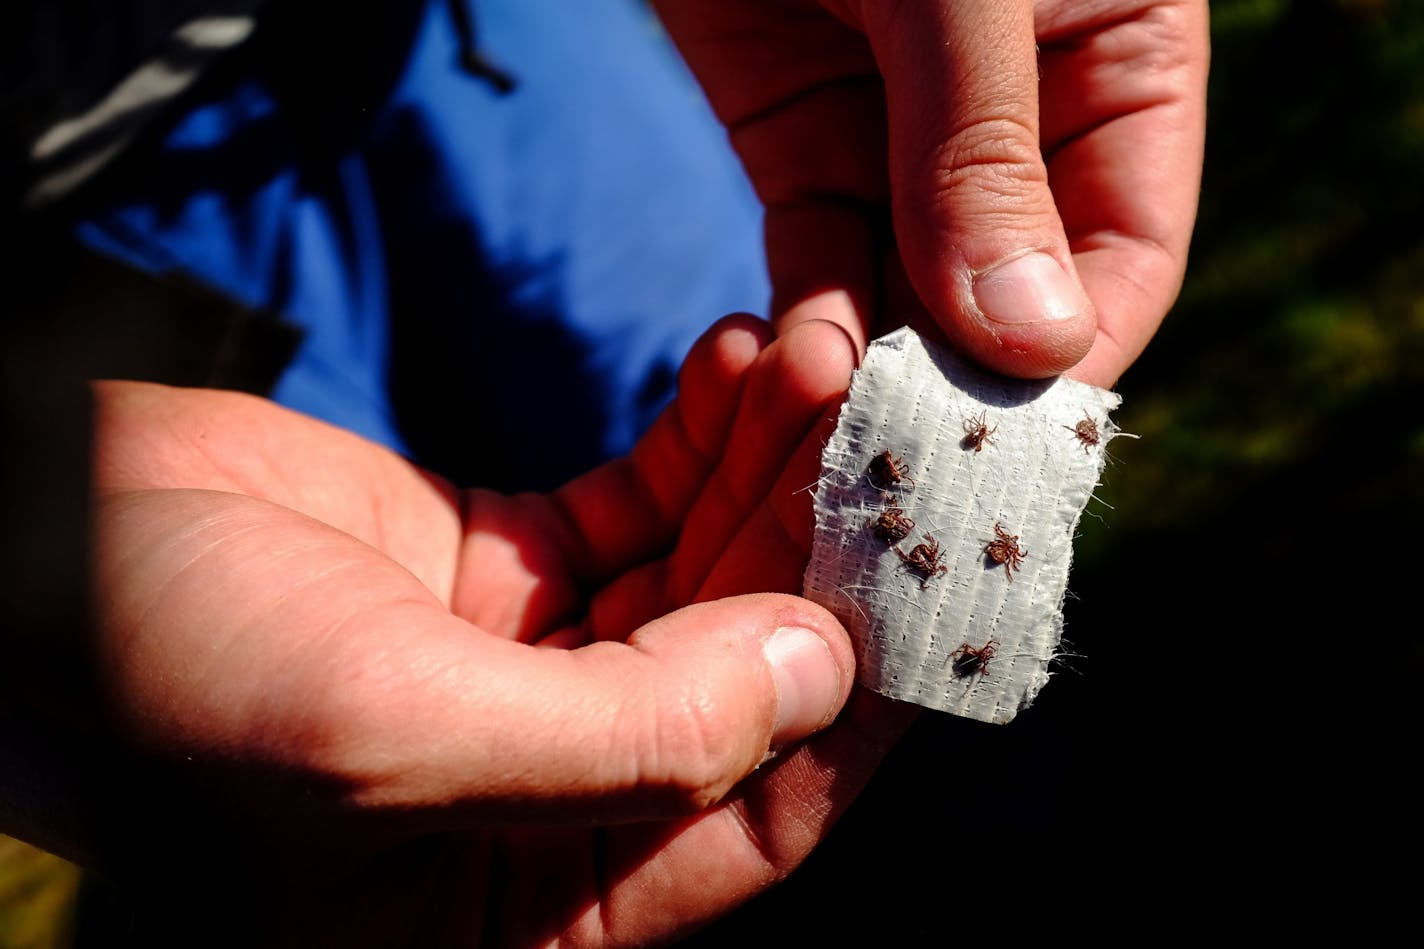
left=1049, top=0, right=1422, bottom=902
left=5, top=0, right=1422, bottom=942
left=1060, top=0, right=1421, bottom=819
left=1087, top=0, right=1424, bottom=550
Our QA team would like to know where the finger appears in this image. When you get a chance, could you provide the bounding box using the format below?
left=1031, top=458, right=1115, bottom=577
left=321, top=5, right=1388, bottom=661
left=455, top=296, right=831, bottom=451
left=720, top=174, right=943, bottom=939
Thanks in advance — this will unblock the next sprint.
left=91, top=380, right=465, bottom=599
left=549, top=314, right=772, bottom=578
left=767, top=209, right=877, bottom=356
left=295, top=594, right=854, bottom=826
left=666, top=319, right=858, bottom=605
left=859, top=0, right=1098, bottom=377
left=694, top=384, right=845, bottom=604
left=656, top=0, right=887, bottom=348
left=584, top=558, right=670, bottom=643
left=740, top=73, right=886, bottom=351
left=1035, top=0, right=1210, bottom=386
left=592, top=322, right=854, bottom=638
left=483, top=685, right=917, bottom=947
left=96, top=490, right=852, bottom=829
left=590, top=688, right=918, bottom=944
left=450, top=315, right=771, bottom=641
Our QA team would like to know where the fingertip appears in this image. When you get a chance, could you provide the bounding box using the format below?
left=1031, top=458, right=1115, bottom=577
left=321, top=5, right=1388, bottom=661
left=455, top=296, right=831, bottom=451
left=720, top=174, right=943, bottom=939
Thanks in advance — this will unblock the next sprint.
left=674, top=312, right=774, bottom=459
left=764, top=624, right=850, bottom=746
left=774, top=315, right=862, bottom=385
left=867, top=0, right=1098, bottom=379
left=774, top=288, right=870, bottom=357
left=725, top=317, right=857, bottom=473
left=945, top=252, right=1098, bottom=378
left=965, top=323, right=1100, bottom=382
left=973, top=251, right=1092, bottom=327
left=641, top=593, right=855, bottom=740
left=708, top=311, right=777, bottom=362
left=618, top=594, right=853, bottom=805
left=679, top=312, right=773, bottom=397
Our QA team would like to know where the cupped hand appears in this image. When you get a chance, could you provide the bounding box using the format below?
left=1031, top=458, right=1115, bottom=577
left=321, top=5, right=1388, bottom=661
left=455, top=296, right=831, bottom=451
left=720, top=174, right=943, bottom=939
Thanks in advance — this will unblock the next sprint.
left=89, top=316, right=909, bottom=946
left=657, top=0, right=1209, bottom=386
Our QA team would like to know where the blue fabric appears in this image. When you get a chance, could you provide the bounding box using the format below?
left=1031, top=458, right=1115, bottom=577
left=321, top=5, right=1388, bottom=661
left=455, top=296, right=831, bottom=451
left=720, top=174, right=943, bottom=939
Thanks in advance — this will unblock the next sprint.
left=74, top=0, right=768, bottom=490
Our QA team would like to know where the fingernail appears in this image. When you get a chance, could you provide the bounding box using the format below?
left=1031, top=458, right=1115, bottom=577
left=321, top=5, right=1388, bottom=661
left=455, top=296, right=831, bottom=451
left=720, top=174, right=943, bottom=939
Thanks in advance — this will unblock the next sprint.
left=764, top=626, right=841, bottom=743
left=973, top=251, right=1090, bottom=325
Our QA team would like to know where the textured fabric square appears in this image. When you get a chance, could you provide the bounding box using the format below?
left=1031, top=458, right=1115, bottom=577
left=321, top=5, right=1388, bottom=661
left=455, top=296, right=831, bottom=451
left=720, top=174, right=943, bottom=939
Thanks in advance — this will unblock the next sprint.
left=803, top=328, right=1123, bottom=724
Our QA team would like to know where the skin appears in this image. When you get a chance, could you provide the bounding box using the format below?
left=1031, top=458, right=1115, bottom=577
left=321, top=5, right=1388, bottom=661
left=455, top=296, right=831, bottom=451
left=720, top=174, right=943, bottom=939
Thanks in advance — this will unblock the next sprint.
left=656, top=0, right=1209, bottom=387
left=77, top=317, right=914, bottom=946
left=6, top=2, right=1208, bottom=943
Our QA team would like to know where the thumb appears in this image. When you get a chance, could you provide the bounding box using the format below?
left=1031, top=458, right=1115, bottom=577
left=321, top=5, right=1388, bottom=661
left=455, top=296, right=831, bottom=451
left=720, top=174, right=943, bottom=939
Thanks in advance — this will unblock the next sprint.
left=321, top=594, right=855, bottom=825
left=862, top=0, right=1096, bottom=377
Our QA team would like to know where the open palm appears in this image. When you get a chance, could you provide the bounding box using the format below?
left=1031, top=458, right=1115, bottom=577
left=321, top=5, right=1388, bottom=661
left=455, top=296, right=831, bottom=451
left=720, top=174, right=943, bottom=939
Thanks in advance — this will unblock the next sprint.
left=88, top=317, right=907, bottom=946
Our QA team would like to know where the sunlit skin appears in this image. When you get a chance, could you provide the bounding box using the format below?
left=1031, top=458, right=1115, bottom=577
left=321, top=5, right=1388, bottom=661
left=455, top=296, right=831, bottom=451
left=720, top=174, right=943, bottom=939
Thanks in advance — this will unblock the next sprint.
left=85, top=317, right=915, bottom=945
left=656, top=0, right=1209, bottom=387
left=6, top=0, right=1210, bottom=942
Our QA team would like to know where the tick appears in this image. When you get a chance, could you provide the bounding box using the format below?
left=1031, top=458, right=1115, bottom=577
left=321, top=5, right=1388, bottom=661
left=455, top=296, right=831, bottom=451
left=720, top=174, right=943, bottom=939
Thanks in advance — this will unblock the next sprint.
left=961, top=411, right=997, bottom=452
left=1065, top=413, right=1101, bottom=452
left=868, top=506, right=916, bottom=544
left=867, top=450, right=915, bottom=491
left=983, top=522, right=1027, bottom=581
left=897, top=534, right=948, bottom=588
left=950, top=639, right=1000, bottom=678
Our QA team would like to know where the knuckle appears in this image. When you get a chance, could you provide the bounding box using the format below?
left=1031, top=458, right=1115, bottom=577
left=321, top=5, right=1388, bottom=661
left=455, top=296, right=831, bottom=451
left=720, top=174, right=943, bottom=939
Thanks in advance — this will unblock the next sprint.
left=649, top=687, right=746, bottom=812
left=930, top=115, right=1050, bottom=204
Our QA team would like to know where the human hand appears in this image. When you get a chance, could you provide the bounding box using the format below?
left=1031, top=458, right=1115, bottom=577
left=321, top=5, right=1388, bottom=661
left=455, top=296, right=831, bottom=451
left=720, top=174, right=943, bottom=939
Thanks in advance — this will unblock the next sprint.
left=657, top=0, right=1208, bottom=387
left=87, top=316, right=909, bottom=945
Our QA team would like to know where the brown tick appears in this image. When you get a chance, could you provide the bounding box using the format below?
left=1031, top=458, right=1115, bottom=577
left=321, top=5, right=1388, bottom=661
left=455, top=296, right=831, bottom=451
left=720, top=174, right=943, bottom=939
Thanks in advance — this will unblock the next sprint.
left=961, top=411, right=997, bottom=452
left=1065, top=413, right=1101, bottom=452
left=869, top=506, right=916, bottom=544
left=867, top=450, right=915, bottom=491
left=983, top=522, right=1027, bottom=581
left=950, top=639, right=1000, bottom=678
left=897, top=534, right=948, bottom=588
